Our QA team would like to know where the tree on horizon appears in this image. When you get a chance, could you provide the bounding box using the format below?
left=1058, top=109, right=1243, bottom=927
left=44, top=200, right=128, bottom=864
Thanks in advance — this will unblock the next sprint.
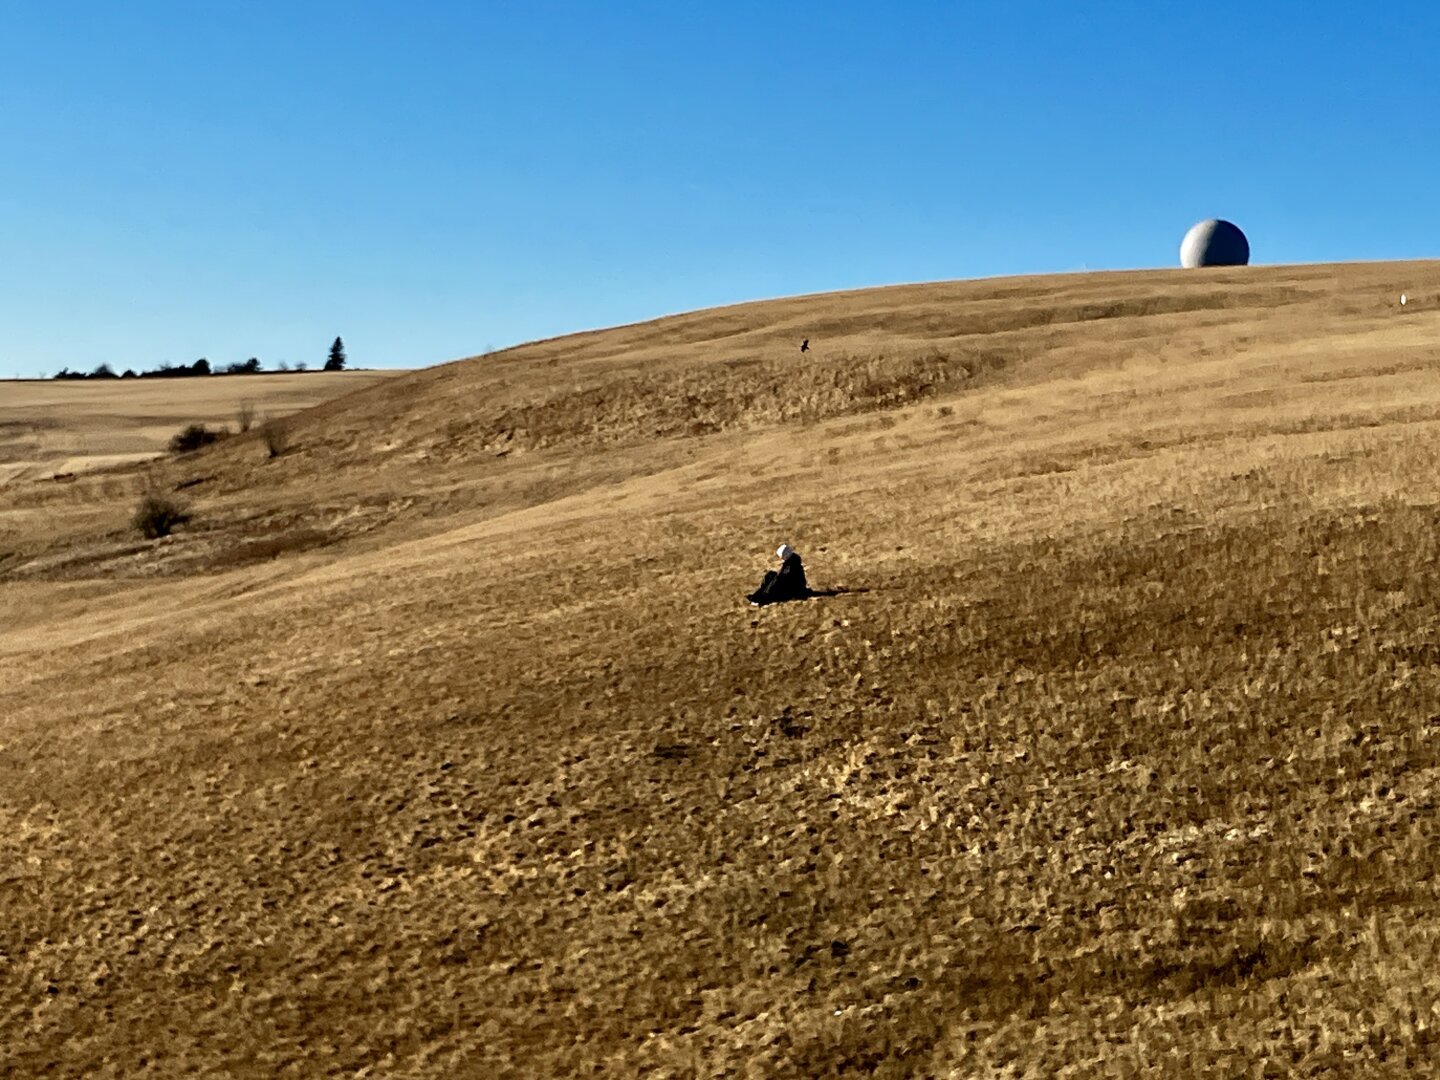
left=324, top=336, right=346, bottom=372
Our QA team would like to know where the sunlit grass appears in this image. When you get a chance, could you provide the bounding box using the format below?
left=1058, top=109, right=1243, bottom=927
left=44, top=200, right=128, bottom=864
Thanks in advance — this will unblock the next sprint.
left=6, top=263, right=1440, bottom=1073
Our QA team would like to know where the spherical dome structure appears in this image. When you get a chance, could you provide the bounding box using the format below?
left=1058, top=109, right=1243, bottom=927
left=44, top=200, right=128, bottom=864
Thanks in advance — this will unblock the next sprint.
left=1179, top=219, right=1250, bottom=268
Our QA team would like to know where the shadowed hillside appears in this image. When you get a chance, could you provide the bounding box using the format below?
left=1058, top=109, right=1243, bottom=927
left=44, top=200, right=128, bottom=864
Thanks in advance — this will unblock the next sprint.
left=6, top=262, right=1440, bottom=1075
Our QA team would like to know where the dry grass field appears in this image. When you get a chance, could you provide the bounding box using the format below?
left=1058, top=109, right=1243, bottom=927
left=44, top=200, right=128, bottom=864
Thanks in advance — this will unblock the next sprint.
left=6, top=262, right=1440, bottom=1075
left=0, top=371, right=404, bottom=485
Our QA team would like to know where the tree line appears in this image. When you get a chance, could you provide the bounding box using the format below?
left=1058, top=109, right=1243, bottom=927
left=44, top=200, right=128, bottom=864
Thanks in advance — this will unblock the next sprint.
left=52, top=337, right=348, bottom=380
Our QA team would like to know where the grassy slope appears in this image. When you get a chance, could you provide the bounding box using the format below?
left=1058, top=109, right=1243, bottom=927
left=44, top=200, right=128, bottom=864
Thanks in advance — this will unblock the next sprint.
left=0, top=370, right=404, bottom=483
left=5, top=263, right=1440, bottom=1074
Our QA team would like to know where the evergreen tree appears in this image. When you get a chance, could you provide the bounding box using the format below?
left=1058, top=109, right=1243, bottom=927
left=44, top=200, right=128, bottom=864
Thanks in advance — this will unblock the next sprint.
left=324, top=336, right=347, bottom=372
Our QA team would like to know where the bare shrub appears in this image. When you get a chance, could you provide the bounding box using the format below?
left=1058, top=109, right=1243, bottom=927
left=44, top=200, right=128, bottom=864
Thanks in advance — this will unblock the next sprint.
left=169, top=423, right=223, bottom=454
left=236, top=401, right=255, bottom=433
left=132, top=492, right=189, bottom=538
left=261, top=417, right=290, bottom=459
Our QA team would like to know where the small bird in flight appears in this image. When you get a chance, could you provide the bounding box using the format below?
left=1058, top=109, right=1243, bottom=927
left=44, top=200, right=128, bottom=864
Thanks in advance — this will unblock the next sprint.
left=800, top=339, right=809, bottom=353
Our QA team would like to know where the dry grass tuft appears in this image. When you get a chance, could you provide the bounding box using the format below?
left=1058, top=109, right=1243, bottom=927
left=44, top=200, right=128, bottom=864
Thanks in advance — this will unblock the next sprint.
left=261, top=416, right=290, bottom=458
left=168, top=422, right=225, bottom=454
left=131, top=490, right=189, bottom=538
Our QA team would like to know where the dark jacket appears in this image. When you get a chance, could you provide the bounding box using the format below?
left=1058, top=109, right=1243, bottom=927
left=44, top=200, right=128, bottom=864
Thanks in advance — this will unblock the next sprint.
left=776, top=553, right=807, bottom=597
left=750, top=553, right=808, bottom=605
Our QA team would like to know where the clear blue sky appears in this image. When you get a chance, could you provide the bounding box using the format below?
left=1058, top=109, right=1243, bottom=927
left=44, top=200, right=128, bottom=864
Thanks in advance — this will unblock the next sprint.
left=1, top=1, right=1435, bottom=378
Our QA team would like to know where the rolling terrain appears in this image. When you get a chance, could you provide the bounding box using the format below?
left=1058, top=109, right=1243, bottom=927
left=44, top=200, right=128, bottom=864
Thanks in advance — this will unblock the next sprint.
left=5, top=263, right=1440, bottom=1075
left=0, top=370, right=405, bottom=485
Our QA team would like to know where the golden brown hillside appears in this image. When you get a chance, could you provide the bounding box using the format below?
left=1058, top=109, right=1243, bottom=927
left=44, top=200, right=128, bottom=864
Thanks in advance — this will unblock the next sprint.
left=5, top=262, right=1440, bottom=1075
left=0, top=370, right=403, bottom=481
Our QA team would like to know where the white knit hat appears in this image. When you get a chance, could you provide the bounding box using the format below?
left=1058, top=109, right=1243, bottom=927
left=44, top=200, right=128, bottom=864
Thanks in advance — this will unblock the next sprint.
left=777, top=544, right=794, bottom=561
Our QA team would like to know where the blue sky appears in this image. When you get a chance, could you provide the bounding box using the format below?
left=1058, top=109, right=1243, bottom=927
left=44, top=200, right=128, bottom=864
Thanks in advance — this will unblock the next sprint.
left=1, top=2, right=1435, bottom=378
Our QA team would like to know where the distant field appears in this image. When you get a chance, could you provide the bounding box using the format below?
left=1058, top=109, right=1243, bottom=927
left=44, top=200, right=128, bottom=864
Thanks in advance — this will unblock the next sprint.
left=10, top=264, right=1440, bottom=1074
left=0, top=371, right=406, bottom=483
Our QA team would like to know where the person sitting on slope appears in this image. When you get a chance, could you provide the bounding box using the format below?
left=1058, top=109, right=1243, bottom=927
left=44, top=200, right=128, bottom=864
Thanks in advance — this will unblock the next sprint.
left=748, top=544, right=810, bottom=606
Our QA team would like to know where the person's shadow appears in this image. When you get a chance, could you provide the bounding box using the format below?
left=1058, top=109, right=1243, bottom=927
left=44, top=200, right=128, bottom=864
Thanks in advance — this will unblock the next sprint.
left=752, top=586, right=871, bottom=607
